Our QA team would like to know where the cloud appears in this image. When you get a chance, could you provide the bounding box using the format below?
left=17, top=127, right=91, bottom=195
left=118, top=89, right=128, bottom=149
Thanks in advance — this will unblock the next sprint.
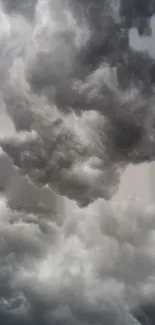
left=1, top=0, right=155, bottom=205
left=0, top=1, right=155, bottom=324
left=0, top=187, right=155, bottom=324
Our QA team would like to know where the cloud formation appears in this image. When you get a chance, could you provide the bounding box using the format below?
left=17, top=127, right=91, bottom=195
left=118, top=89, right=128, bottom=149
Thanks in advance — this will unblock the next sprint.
left=1, top=175, right=155, bottom=325
left=1, top=0, right=155, bottom=205
left=0, top=1, right=155, bottom=324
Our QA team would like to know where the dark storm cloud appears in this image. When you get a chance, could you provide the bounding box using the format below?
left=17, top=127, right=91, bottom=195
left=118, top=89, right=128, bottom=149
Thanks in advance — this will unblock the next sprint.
left=0, top=1, right=155, bottom=325
left=1, top=0, right=155, bottom=206
left=1, top=0, right=37, bottom=21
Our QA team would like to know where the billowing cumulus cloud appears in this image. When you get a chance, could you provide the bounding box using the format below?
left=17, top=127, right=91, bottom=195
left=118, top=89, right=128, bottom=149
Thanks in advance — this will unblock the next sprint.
left=1, top=0, right=155, bottom=205
left=0, top=0, right=155, bottom=324
left=0, top=177, right=155, bottom=325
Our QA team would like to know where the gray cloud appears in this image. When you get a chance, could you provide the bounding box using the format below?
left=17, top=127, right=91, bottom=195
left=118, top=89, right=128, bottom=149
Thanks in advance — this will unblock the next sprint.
left=1, top=0, right=155, bottom=205
left=0, top=185, right=155, bottom=325
left=0, top=1, right=155, bottom=324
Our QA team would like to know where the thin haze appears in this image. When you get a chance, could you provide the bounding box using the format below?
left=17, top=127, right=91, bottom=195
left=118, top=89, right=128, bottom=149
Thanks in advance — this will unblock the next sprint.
left=0, top=1, right=155, bottom=325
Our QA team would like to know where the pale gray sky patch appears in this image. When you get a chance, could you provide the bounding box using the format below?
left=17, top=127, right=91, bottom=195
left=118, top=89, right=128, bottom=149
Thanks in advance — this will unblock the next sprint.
left=129, top=16, right=155, bottom=59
